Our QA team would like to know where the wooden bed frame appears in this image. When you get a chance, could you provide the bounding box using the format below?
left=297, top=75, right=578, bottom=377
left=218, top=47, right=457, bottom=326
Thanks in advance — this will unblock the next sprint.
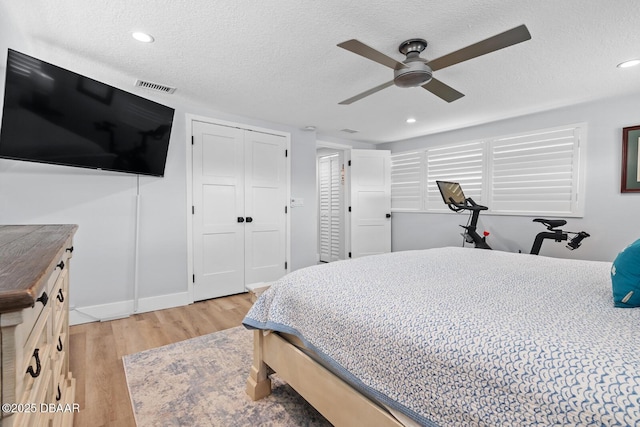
left=245, top=330, right=405, bottom=427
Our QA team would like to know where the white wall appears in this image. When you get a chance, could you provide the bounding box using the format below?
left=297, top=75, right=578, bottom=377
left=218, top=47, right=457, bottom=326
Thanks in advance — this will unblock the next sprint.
left=379, top=93, right=640, bottom=262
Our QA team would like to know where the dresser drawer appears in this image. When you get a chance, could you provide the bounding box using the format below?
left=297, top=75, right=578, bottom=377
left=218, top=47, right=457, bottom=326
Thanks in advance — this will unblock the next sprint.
left=17, top=250, right=68, bottom=351
left=51, top=268, right=68, bottom=338
left=51, top=336, right=66, bottom=389
left=52, top=373, right=76, bottom=427
left=18, top=308, right=52, bottom=403
left=13, top=367, right=52, bottom=427
left=18, top=288, right=50, bottom=352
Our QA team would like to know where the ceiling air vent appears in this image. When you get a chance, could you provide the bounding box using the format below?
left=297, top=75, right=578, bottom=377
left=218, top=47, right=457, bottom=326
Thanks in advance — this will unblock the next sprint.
left=340, top=128, right=359, bottom=134
left=134, top=79, right=176, bottom=94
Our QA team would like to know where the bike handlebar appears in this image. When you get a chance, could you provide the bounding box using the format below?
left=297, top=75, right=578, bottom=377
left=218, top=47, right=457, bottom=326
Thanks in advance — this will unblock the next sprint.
left=447, top=197, right=488, bottom=212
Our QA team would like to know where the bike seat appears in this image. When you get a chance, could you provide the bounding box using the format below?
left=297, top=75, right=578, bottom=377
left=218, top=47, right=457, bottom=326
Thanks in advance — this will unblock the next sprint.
left=533, top=218, right=567, bottom=229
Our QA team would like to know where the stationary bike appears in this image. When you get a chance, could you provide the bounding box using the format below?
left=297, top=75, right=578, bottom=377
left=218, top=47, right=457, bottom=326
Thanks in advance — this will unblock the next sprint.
left=436, top=181, right=590, bottom=255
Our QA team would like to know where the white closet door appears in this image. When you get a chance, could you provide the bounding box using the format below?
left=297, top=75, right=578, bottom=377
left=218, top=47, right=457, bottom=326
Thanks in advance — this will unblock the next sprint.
left=350, top=149, right=391, bottom=258
left=329, top=155, right=341, bottom=261
left=192, top=121, right=245, bottom=300
left=244, top=131, right=287, bottom=286
left=319, top=154, right=342, bottom=262
left=318, top=156, right=331, bottom=262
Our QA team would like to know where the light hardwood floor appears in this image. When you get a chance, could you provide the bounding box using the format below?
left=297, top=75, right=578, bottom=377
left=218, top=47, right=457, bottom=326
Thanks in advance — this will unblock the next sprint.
left=69, top=293, right=254, bottom=427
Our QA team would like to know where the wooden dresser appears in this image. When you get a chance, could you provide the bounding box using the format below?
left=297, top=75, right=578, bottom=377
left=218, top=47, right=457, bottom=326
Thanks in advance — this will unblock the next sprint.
left=0, top=225, right=77, bottom=427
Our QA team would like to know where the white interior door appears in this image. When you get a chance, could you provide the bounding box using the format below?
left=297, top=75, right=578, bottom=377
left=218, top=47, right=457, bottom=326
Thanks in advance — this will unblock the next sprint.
left=318, top=154, right=342, bottom=262
left=192, top=120, right=289, bottom=301
left=244, top=131, right=287, bottom=286
left=329, top=155, right=343, bottom=261
left=350, top=149, right=391, bottom=258
left=192, top=121, right=245, bottom=300
left=318, top=156, right=332, bottom=262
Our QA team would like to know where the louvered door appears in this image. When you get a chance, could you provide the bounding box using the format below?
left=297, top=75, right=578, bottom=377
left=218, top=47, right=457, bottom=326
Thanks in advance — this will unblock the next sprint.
left=319, top=154, right=341, bottom=262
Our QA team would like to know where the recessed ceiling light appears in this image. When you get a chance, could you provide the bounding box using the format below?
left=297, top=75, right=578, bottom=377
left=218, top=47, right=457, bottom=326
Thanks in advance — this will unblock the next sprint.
left=406, top=117, right=416, bottom=124
left=132, top=32, right=154, bottom=43
left=617, top=59, right=640, bottom=68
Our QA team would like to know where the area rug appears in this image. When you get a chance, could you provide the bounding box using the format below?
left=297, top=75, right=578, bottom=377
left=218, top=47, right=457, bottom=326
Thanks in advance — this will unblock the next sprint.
left=123, top=326, right=331, bottom=427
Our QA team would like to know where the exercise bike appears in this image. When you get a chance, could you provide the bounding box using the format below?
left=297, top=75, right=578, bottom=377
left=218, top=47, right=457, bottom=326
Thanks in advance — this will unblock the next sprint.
left=435, top=181, right=590, bottom=255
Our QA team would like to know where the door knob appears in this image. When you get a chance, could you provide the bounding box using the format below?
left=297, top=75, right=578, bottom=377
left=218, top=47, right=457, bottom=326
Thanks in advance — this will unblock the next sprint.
left=246, top=217, right=253, bottom=223
left=386, top=213, right=391, bottom=218
left=237, top=217, right=245, bottom=223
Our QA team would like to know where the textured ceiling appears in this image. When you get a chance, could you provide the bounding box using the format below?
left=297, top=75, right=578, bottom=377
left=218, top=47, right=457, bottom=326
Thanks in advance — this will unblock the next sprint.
left=2, top=0, right=640, bottom=143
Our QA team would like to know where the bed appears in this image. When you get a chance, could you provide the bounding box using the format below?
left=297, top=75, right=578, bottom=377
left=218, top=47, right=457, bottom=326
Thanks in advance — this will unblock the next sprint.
left=242, top=247, right=640, bottom=426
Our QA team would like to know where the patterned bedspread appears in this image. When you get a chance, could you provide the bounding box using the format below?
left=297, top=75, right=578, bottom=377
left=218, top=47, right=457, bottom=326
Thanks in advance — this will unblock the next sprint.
left=242, top=247, right=640, bottom=426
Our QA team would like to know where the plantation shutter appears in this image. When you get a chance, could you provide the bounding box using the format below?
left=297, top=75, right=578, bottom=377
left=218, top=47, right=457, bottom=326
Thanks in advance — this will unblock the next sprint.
left=329, top=155, right=341, bottom=261
left=318, top=156, right=331, bottom=262
left=391, top=151, right=423, bottom=211
left=489, top=126, right=581, bottom=214
left=425, top=142, right=485, bottom=210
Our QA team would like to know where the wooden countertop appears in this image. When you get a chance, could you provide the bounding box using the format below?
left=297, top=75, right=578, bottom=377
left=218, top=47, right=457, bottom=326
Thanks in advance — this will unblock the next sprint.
left=0, top=224, right=78, bottom=313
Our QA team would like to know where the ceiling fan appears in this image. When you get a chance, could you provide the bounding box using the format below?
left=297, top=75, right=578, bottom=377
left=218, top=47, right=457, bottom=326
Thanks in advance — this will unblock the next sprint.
left=337, top=24, right=531, bottom=105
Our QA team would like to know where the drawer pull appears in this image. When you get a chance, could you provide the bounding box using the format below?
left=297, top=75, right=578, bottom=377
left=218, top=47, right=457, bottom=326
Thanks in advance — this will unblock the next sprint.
left=57, top=337, right=63, bottom=352
left=66, top=246, right=74, bottom=253
left=57, top=260, right=65, bottom=270
left=36, top=291, right=49, bottom=307
left=57, top=289, right=65, bottom=303
left=56, top=385, right=61, bottom=401
left=26, top=348, right=41, bottom=378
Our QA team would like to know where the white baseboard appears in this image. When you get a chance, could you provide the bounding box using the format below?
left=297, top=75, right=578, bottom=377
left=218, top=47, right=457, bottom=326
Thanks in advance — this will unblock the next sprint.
left=69, top=291, right=192, bottom=325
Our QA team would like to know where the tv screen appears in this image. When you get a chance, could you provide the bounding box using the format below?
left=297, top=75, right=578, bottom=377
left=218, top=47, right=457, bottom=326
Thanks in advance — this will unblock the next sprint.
left=0, top=49, right=175, bottom=177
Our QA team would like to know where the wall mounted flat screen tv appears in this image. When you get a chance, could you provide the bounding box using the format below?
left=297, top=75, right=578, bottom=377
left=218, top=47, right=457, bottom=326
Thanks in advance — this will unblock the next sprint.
left=0, top=49, right=175, bottom=177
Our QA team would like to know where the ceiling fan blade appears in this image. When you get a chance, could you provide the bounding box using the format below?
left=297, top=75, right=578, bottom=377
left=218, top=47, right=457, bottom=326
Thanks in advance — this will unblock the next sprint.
left=427, top=24, right=531, bottom=72
left=337, top=39, right=407, bottom=70
left=422, top=78, right=464, bottom=103
left=339, top=80, right=394, bottom=105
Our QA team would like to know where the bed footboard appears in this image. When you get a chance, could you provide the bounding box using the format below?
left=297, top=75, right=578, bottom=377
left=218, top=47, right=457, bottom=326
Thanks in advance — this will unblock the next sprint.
left=245, top=329, right=404, bottom=427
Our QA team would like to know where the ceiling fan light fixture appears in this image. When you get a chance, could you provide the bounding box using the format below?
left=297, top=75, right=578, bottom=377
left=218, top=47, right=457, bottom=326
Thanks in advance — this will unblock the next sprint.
left=394, top=39, right=433, bottom=88
left=617, top=59, right=640, bottom=68
left=393, top=61, right=433, bottom=88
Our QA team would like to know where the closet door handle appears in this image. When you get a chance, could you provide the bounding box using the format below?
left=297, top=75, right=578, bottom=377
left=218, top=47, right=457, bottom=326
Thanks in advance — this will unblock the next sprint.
left=245, top=217, right=253, bottom=223
left=237, top=217, right=245, bottom=223
left=57, top=288, right=65, bottom=303
left=386, top=213, right=392, bottom=218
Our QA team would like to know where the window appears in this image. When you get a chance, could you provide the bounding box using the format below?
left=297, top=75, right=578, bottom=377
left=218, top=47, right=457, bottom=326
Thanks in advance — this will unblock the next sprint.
left=390, top=151, right=423, bottom=211
left=425, top=141, right=485, bottom=211
left=490, top=126, right=582, bottom=215
left=390, top=123, right=585, bottom=217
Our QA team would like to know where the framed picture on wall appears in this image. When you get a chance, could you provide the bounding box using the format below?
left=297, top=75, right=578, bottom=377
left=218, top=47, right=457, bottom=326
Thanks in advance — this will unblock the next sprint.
left=622, top=125, right=640, bottom=193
